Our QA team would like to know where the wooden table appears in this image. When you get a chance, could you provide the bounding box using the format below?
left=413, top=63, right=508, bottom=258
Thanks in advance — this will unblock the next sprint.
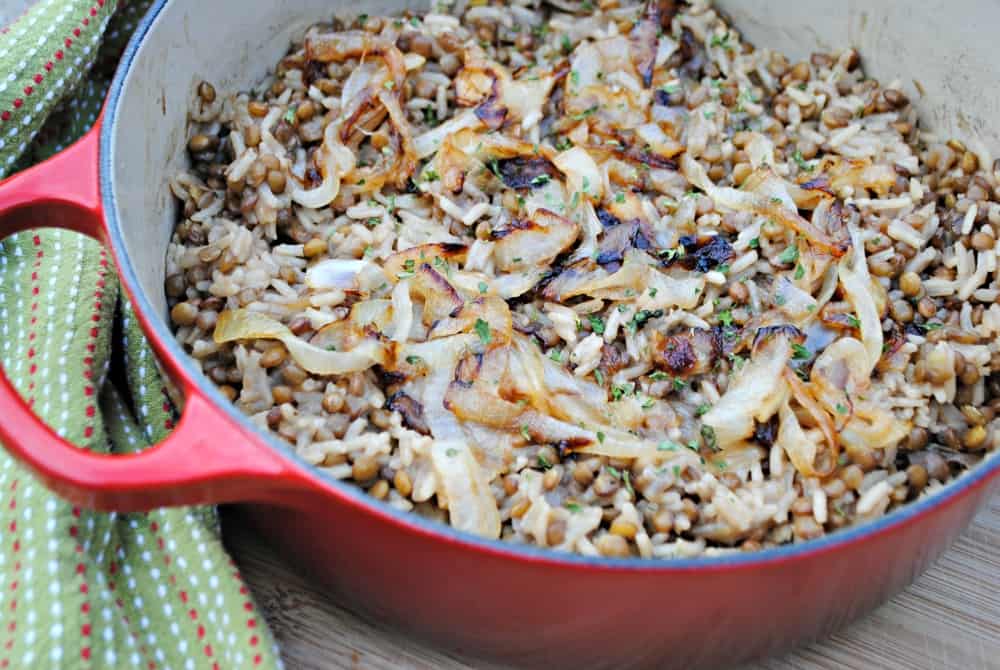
left=225, top=493, right=1000, bottom=670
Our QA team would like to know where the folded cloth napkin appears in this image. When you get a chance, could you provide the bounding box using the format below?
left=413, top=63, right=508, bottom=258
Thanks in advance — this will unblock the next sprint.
left=0, top=2, right=282, bottom=668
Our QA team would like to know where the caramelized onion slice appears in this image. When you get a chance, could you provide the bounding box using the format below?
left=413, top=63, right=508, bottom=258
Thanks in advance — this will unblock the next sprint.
left=214, top=309, right=382, bottom=375
left=492, top=208, right=580, bottom=272
left=430, top=440, right=501, bottom=539
left=682, top=156, right=849, bottom=257
left=701, top=332, right=792, bottom=448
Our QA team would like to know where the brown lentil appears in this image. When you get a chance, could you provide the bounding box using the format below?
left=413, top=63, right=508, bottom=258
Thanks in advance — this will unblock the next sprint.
left=170, top=301, right=198, bottom=326
left=271, top=385, right=293, bottom=405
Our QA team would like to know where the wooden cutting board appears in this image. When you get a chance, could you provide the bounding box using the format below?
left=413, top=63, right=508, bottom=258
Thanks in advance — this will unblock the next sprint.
left=225, top=492, right=1000, bottom=670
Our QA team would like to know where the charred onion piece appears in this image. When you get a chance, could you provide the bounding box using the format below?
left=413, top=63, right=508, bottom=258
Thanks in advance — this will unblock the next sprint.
left=495, top=157, right=559, bottom=190
left=676, top=235, right=735, bottom=273
left=387, top=391, right=431, bottom=435
left=652, top=328, right=720, bottom=377
left=629, top=1, right=661, bottom=87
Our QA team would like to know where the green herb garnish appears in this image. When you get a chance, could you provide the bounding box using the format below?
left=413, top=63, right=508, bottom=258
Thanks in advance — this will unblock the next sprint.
left=475, top=318, right=492, bottom=344
left=778, top=244, right=799, bottom=265
left=792, top=150, right=814, bottom=172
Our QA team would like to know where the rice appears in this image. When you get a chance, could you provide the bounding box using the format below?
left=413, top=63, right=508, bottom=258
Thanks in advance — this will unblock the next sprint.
left=166, top=0, right=1000, bottom=558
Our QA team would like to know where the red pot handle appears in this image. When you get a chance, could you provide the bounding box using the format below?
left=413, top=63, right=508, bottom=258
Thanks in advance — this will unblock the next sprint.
left=0, top=119, right=316, bottom=511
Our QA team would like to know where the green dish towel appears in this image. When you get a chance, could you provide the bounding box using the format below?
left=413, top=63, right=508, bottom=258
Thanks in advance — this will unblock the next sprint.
left=0, top=2, right=282, bottom=668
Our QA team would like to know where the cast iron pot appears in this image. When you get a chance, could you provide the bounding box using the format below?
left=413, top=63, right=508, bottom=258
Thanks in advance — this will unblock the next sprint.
left=1, top=1, right=999, bottom=668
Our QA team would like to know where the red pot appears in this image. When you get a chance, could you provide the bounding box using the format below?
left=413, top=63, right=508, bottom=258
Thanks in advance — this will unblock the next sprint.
left=0, top=2, right=998, bottom=668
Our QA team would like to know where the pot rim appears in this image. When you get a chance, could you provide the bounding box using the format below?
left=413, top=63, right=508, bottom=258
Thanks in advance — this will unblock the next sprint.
left=100, top=0, right=1000, bottom=573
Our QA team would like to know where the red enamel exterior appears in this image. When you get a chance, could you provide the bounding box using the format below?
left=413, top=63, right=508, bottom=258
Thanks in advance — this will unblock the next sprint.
left=0, top=23, right=998, bottom=670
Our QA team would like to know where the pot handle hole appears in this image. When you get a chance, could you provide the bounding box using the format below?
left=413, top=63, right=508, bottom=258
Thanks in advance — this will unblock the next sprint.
left=0, top=121, right=311, bottom=511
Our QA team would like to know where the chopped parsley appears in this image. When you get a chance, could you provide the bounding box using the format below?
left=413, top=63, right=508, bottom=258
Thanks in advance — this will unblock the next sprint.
left=549, top=348, right=564, bottom=363
left=748, top=237, right=760, bottom=249
left=615, top=192, right=626, bottom=203
left=717, top=309, right=734, bottom=327
left=709, top=31, right=732, bottom=49
left=474, top=318, right=492, bottom=344
left=658, top=441, right=680, bottom=452
left=530, top=174, right=550, bottom=187
left=835, top=403, right=848, bottom=414
left=627, top=309, right=663, bottom=333
left=611, top=382, right=635, bottom=401
left=623, top=471, right=634, bottom=497
left=659, top=247, right=684, bottom=262
left=673, top=377, right=687, bottom=391
left=588, top=314, right=606, bottom=335
left=649, top=371, right=670, bottom=381
left=778, top=244, right=800, bottom=265
left=486, top=158, right=503, bottom=180
left=593, top=369, right=605, bottom=386
left=434, top=256, right=453, bottom=278
left=445, top=447, right=458, bottom=457
left=774, top=294, right=786, bottom=306
left=397, top=258, right=416, bottom=279
left=695, top=403, right=711, bottom=417
left=571, top=105, right=599, bottom=121
left=383, top=80, right=395, bottom=90
left=791, top=343, right=811, bottom=360
left=648, top=287, right=658, bottom=298
left=405, top=355, right=424, bottom=366
left=422, top=168, right=440, bottom=182
left=792, top=150, right=814, bottom=172
left=357, top=13, right=368, bottom=26
left=846, top=314, right=861, bottom=329
left=923, top=321, right=943, bottom=331
left=521, top=424, right=532, bottom=441
left=478, top=281, right=489, bottom=295
left=537, top=454, right=553, bottom=470
left=700, top=424, right=718, bottom=451
left=570, top=70, right=580, bottom=87
left=283, top=107, right=297, bottom=123
left=794, top=263, right=806, bottom=280
left=565, top=501, right=582, bottom=513
left=561, top=34, right=573, bottom=54
left=597, top=431, right=606, bottom=444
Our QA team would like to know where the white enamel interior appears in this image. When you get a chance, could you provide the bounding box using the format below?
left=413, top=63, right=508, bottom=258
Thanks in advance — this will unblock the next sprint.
left=107, top=0, right=1000, bottom=315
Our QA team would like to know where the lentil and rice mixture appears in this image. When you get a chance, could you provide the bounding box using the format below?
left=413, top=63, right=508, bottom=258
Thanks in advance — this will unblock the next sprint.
left=167, top=0, right=1000, bottom=558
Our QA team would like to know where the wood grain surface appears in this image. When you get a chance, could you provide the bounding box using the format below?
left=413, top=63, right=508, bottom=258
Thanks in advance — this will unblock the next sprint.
left=224, top=492, right=1000, bottom=670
